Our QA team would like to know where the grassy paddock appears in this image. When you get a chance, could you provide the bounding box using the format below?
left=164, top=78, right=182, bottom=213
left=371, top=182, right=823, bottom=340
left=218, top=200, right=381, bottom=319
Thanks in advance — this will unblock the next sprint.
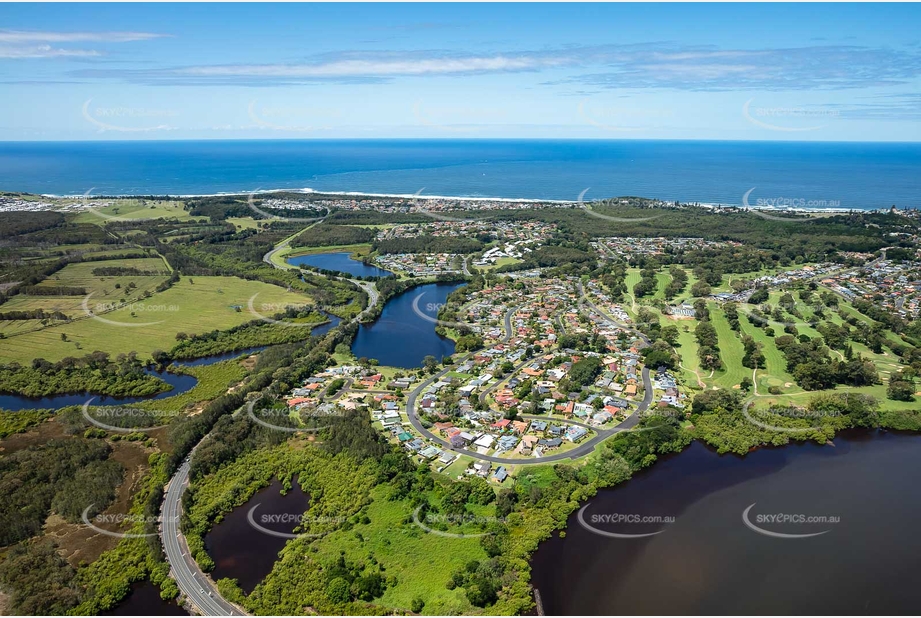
left=73, top=200, right=200, bottom=224
left=0, top=276, right=315, bottom=363
left=309, top=484, right=485, bottom=615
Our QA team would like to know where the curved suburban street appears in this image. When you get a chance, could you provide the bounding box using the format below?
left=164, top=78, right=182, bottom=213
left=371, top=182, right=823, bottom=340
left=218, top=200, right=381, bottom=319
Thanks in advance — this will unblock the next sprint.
left=163, top=246, right=656, bottom=612
left=405, top=300, right=654, bottom=466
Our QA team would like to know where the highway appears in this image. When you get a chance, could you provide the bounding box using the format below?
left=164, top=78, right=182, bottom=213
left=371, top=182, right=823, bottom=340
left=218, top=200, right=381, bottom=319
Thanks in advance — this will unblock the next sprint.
left=162, top=235, right=384, bottom=615
left=161, top=449, right=247, bottom=616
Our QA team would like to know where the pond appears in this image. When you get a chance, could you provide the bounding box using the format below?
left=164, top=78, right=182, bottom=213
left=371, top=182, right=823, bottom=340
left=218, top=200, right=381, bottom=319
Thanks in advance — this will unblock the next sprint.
left=287, top=251, right=392, bottom=279
left=530, top=430, right=921, bottom=615
left=0, top=327, right=331, bottom=411
left=100, top=580, right=186, bottom=616
left=351, top=281, right=465, bottom=368
left=0, top=366, right=198, bottom=411
left=203, top=477, right=311, bottom=594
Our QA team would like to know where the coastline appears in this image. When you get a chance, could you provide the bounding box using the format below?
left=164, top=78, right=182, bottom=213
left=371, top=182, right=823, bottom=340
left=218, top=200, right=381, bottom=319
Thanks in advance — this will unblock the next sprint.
left=34, top=186, right=880, bottom=215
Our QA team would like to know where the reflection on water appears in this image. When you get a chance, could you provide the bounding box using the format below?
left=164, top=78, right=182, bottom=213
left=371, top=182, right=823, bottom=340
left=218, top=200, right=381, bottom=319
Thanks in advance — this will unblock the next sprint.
left=288, top=251, right=392, bottom=278
left=531, top=431, right=921, bottom=615
left=351, top=281, right=464, bottom=368
left=174, top=346, right=267, bottom=367
left=0, top=367, right=197, bottom=411
left=100, top=580, right=186, bottom=616
left=204, top=477, right=310, bottom=594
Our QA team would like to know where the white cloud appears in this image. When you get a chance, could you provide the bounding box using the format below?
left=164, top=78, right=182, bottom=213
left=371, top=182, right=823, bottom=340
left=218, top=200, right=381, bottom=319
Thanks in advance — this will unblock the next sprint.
left=176, top=53, right=572, bottom=78
left=0, top=45, right=101, bottom=59
left=0, top=30, right=166, bottom=43
left=0, top=30, right=167, bottom=60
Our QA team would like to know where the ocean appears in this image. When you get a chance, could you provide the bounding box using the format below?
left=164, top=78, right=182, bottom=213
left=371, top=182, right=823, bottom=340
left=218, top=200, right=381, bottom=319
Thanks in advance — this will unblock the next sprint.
left=1, top=139, right=919, bottom=210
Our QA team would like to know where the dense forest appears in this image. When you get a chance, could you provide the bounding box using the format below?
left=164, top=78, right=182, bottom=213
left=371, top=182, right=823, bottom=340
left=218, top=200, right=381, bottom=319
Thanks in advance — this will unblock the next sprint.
left=0, top=351, right=170, bottom=397
left=292, top=223, right=377, bottom=247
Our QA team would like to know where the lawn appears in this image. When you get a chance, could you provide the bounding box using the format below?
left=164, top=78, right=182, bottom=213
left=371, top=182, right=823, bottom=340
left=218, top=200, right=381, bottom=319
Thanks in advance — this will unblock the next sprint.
left=708, top=303, right=748, bottom=390
left=478, top=256, right=521, bottom=271
left=0, top=276, right=315, bottom=363
left=673, top=322, right=704, bottom=389
left=226, top=217, right=263, bottom=230
left=738, top=314, right=801, bottom=396
left=653, top=271, right=672, bottom=300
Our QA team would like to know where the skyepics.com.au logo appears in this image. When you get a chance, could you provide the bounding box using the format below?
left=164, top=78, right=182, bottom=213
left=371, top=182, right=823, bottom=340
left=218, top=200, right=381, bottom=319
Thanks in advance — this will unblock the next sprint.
left=578, top=99, right=674, bottom=132
left=247, top=294, right=321, bottom=328
left=577, top=189, right=664, bottom=224
left=82, top=292, right=179, bottom=327
left=411, top=507, right=506, bottom=538
left=410, top=188, right=470, bottom=223
left=82, top=399, right=180, bottom=432
left=743, top=98, right=840, bottom=133
left=410, top=294, right=480, bottom=332
left=246, top=503, right=346, bottom=539
left=576, top=503, right=675, bottom=539
left=79, top=188, right=168, bottom=223
left=742, top=187, right=842, bottom=222
left=81, top=506, right=178, bottom=539
left=245, top=191, right=328, bottom=223
left=741, top=401, right=842, bottom=434
left=742, top=503, right=840, bottom=539
left=412, top=101, right=507, bottom=135
left=82, top=99, right=179, bottom=133
left=247, top=100, right=339, bottom=133
left=246, top=400, right=343, bottom=433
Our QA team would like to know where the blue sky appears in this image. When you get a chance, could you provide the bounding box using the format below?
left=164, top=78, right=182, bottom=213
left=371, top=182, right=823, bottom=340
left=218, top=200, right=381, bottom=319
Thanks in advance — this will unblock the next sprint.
left=1, top=2, right=920, bottom=141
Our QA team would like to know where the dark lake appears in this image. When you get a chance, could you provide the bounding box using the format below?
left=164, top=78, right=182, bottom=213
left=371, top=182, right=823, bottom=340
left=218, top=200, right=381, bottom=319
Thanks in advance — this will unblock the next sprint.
left=203, top=477, right=310, bottom=594
left=310, top=311, right=342, bottom=337
left=100, top=580, right=186, bottom=616
left=287, top=251, right=392, bottom=278
left=531, top=431, right=921, bottom=615
left=0, top=333, right=330, bottom=411
left=351, top=281, right=464, bottom=368
left=0, top=367, right=197, bottom=411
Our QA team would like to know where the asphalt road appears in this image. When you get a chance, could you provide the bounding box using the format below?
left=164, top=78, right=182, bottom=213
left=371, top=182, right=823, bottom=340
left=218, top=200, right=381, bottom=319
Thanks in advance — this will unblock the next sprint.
left=161, top=451, right=246, bottom=616
left=261, top=235, right=380, bottom=325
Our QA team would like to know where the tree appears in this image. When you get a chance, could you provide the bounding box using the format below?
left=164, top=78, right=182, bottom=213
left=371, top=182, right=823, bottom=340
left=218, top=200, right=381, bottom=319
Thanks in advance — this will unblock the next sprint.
left=748, top=287, right=769, bottom=304
left=661, top=325, right=680, bottom=346
left=690, top=281, right=711, bottom=297
left=326, top=577, right=351, bottom=603
left=888, top=379, right=915, bottom=402
left=423, top=355, right=439, bottom=374
left=411, top=597, right=425, bottom=613
left=568, top=356, right=603, bottom=388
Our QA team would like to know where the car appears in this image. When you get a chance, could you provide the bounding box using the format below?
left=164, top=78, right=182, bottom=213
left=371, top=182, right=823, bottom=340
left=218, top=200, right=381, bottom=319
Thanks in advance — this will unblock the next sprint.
left=199, top=588, right=205, bottom=594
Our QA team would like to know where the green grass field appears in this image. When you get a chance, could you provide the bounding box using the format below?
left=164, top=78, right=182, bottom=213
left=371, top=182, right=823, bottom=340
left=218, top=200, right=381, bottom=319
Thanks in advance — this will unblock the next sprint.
left=738, top=314, right=800, bottom=395
left=0, top=276, right=315, bottom=363
left=0, top=258, right=173, bottom=336
left=73, top=199, right=202, bottom=224
left=707, top=303, right=748, bottom=389
left=673, top=322, right=704, bottom=389
left=654, top=272, right=671, bottom=300
left=479, top=256, right=522, bottom=271
left=226, top=217, right=263, bottom=230
left=139, top=360, right=248, bottom=415
left=310, top=485, right=485, bottom=615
